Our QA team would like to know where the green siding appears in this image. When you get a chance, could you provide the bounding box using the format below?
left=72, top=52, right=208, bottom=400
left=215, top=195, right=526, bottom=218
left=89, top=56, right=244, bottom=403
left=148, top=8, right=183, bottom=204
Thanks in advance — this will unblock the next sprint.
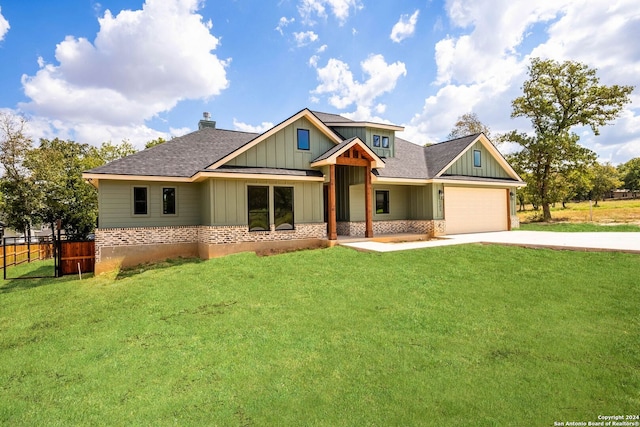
left=227, top=117, right=336, bottom=169
left=335, top=166, right=364, bottom=221
left=349, top=184, right=410, bottom=222
left=332, top=126, right=395, bottom=158
left=207, top=178, right=324, bottom=226
left=98, top=181, right=202, bottom=228
left=444, top=141, right=510, bottom=178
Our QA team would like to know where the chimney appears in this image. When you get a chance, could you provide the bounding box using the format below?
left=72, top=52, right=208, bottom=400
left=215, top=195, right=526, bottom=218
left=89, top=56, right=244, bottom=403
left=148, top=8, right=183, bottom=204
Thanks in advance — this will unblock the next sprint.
left=198, top=112, right=216, bottom=130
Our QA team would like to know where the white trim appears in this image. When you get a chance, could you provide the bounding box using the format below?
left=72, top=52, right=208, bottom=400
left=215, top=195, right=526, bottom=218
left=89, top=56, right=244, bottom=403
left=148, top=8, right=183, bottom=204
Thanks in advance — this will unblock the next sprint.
left=434, top=178, right=526, bottom=187
left=192, top=171, right=325, bottom=182
left=323, top=121, right=404, bottom=131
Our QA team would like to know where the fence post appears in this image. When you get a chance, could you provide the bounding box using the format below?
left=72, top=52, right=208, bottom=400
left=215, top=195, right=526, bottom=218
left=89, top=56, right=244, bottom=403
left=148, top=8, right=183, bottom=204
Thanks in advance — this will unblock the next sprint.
left=56, top=220, right=62, bottom=278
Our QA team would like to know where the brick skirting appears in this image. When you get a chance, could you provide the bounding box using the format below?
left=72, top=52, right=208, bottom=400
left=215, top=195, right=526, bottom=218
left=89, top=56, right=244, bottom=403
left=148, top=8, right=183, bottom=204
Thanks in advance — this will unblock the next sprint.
left=336, top=220, right=440, bottom=237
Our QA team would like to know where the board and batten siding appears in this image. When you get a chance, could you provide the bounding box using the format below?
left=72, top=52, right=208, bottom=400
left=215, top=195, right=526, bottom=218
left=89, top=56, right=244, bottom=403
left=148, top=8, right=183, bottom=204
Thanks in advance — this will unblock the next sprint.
left=201, top=178, right=324, bottom=227
left=225, top=117, right=336, bottom=170
left=408, top=184, right=442, bottom=220
left=443, top=141, right=510, bottom=178
left=331, top=126, right=395, bottom=158
left=98, top=181, right=202, bottom=228
left=349, top=184, right=410, bottom=222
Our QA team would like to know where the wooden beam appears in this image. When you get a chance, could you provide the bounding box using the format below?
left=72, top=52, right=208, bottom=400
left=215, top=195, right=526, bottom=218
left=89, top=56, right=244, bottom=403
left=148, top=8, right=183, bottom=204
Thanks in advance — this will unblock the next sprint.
left=336, top=157, right=369, bottom=167
left=365, top=164, right=373, bottom=238
left=328, top=164, right=337, bottom=240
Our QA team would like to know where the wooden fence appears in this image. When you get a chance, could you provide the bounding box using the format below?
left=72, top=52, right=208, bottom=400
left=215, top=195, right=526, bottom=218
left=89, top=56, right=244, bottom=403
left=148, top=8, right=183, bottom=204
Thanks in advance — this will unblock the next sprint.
left=1, top=242, right=54, bottom=269
left=59, top=241, right=95, bottom=275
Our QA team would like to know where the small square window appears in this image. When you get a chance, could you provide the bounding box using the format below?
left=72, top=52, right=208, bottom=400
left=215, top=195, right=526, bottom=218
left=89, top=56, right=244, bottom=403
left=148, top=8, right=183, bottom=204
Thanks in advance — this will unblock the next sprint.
left=376, top=190, right=389, bottom=214
left=133, top=187, right=148, bottom=215
left=382, top=136, right=389, bottom=148
left=163, top=187, right=176, bottom=215
left=373, top=135, right=380, bottom=147
left=297, top=129, right=310, bottom=150
left=473, top=150, right=482, bottom=167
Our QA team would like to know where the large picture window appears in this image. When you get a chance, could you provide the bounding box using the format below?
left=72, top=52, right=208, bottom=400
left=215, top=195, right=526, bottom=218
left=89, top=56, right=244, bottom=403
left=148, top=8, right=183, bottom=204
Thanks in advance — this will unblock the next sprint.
left=163, top=187, right=176, bottom=215
left=376, top=190, right=389, bottom=214
left=133, top=187, right=148, bottom=215
left=274, top=186, right=294, bottom=230
left=248, top=186, right=269, bottom=231
left=297, top=129, right=310, bottom=150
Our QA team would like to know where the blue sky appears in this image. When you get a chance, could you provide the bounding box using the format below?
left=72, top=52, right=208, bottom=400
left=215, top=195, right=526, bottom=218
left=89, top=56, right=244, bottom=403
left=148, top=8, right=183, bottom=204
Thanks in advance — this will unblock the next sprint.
left=0, top=0, right=638, bottom=164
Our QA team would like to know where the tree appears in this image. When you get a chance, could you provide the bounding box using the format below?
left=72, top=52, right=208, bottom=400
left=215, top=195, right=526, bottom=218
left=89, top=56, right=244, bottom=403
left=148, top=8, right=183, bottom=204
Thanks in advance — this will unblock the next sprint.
left=504, top=58, right=634, bottom=221
left=447, top=112, right=491, bottom=140
left=25, top=138, right=99, bottom=240
left=619, top=157, right=640, bottom=196
left=589, top=162, right=621, bottom=206
left=145, top=137, right=167, bottom=149
left=87, top=140, right=137, bottom=167
left=0, top=112, right=37, bottom=236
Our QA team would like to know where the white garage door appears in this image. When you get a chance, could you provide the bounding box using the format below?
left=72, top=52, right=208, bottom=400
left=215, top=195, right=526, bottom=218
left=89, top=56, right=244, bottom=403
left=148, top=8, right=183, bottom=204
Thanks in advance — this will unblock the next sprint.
left=444, top=187, right=508, bottom=234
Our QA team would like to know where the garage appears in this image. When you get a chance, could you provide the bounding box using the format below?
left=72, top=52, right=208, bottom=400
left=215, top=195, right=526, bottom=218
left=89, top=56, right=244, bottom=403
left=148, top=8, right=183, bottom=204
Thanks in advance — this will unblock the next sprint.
left=444, top=187, right=508, bottom=234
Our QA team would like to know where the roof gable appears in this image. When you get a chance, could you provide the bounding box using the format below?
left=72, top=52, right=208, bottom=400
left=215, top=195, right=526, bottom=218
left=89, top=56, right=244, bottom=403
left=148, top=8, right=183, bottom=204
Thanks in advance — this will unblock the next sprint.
left=209, top=109, right=343, bottom=170
left=311, top=137, right=385, bottom=168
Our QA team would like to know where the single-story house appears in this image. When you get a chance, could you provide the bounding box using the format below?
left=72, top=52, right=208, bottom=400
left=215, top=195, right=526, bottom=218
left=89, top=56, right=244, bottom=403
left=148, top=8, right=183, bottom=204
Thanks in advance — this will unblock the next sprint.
left=83, top=108, right=525, bottom=273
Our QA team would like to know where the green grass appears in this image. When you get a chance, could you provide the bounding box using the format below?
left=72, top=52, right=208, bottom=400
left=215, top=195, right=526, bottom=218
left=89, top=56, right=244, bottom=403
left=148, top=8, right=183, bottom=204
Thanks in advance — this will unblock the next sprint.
left=1, top=246, right=639, bottom=426
left=519, top=222, right=640, bottom=232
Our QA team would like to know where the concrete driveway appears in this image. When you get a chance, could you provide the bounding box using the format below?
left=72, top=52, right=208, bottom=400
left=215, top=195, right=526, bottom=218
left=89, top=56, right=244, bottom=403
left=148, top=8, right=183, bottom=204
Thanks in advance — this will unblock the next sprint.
left=340, top=230, right=640, bottom=254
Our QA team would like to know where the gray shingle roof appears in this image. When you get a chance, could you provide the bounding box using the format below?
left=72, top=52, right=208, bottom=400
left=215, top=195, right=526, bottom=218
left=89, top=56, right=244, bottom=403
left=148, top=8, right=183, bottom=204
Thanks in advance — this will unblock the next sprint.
left=214, top=166, right=323, bottom=177
left=311, top=111, right=355, bottom=124
left=424, top=133, right=481, bottom=177
left=312, top=137, right=358, bottom=162
left=87, top=127, right=258, bottom=177
left=374, top=138, right=430, bottom=179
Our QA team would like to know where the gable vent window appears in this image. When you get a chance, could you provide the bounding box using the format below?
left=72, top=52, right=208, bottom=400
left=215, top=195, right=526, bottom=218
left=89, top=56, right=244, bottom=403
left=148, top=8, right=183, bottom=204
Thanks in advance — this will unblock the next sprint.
left=163, top=187, right=176, bottom=215
left=473, top=150, right=482, bottom=167
left=382, top=136, right=389, bottom=148
left=297, top=129, right=310, bottom=150
left=373, top=135, right=381, bottom=147
left=133, top=187, right=148, bottom=215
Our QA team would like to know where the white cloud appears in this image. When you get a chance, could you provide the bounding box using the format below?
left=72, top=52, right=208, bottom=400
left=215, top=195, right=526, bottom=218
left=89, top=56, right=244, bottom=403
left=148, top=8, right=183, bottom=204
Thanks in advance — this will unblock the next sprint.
left=0, top=7, right=10, bottom=41
left=309, top=55, right=320, bottom=67
left=403, top=0, right=640, bottom=164
left=276, top=16, right=295, bottom=35
left=293, top=30, right=319, bottom=47
left=18, top=0, right=229, bottom=145
left=233, top=119, right=273, bottom=134
left=390, top=10, right=419, bottom=43
left=298, top=0, right=363, bottom=26
left=312, top=54, right=407, bottom=120
left=317, top=44, right=328, bottom=53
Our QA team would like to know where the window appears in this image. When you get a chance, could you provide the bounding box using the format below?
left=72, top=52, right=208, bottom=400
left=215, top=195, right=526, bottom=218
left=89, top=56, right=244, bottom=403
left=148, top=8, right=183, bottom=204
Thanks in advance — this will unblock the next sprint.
left=373, top=135, right=381, bottom=147
left=297, top=129, right=310, bottom=150
left=133, top=187, right=148, bottom=215
left=163, top=187, right=176, bottom=215
left=248, top=186, right=269, bottom=231
left=382, top=136, right=389, bottom=148
left=274, top=187, right=294, bottom=230
left=473, top=150, right=482, bottom=167
left=376, top=190, right=389, bottom=214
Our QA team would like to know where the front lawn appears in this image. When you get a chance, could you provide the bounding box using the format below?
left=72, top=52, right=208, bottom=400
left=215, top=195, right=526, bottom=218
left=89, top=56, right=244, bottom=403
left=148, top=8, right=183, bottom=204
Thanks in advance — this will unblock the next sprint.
left=519, top=222, right=640, bottom=232
left=1, top=245, right=638, bottom=426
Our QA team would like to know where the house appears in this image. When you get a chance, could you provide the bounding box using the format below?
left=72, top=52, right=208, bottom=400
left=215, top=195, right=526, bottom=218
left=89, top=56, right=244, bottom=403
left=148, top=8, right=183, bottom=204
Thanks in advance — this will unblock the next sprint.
left=83, top=108, right=525, bottom=273
left=607, top=189, right=638, bottom=200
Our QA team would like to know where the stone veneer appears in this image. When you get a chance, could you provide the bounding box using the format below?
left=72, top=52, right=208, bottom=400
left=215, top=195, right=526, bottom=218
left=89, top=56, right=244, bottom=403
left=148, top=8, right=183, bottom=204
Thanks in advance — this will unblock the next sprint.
left=510, top=215, right=520, bottom=229
left=95, top=224, right=327, bottom=264
left=336, top=220, right=443, bottom=237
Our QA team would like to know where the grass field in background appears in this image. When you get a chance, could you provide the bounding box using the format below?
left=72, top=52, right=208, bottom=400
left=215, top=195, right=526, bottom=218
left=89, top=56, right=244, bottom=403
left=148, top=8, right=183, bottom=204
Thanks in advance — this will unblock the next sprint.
left=1, top=245, right=638, bottom=426
left=517, top=198, right=640, bottom=224
left=518, top=222, right=640, bottom=232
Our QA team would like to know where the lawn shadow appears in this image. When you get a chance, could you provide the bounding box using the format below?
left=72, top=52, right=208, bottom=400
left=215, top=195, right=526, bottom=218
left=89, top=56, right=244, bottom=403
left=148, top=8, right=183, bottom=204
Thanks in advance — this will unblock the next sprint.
left=115, top=257, right=205, bottom=280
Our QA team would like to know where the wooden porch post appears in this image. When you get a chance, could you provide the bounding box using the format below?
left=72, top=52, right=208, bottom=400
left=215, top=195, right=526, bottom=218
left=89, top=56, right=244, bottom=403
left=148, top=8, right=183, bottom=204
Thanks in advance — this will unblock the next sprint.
left=365, top=163, right=373, bottom=238
left=328, top=164, right=337, bottom=240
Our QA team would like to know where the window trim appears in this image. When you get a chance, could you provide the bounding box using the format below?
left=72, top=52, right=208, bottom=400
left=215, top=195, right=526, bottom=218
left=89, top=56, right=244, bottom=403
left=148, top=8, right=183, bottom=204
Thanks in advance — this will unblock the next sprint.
left=297, top=128, right=310, bottom=151
left=274, top=186, right=295, bottom=231
left=373, top=135, right=381, bottom=147
left=375, top=190, right=390, bottom=215
left=382, top=136, right=389, bottom=148
left=247, top=185, right=270, bottom=232
left=132, top=186, right=149, bottom=216
left=162, top=186, right=177, bottom=216
left=473, top=149, right=482, bottom=167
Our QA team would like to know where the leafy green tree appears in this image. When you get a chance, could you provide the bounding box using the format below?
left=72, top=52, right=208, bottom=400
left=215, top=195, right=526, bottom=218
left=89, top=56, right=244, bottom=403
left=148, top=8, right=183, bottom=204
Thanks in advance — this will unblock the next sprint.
left=25, top=138, right=98, bottom=240
left=589, top=162, right=621, bottom=206
left=447, top=112, right=491, bottom=140
left=618, top=157, right=640, bottom=196
left=504, top=58, right=634, bottom=221
left=0, top=112, right=37, bottom=236
left=87, top=140, right=137, bottom=167
left=145, top=137, right=167, bottom=149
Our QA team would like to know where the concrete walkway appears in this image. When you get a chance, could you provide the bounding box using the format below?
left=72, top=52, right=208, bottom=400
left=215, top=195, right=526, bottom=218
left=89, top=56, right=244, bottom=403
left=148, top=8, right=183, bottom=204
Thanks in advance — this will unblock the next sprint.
left=340, top=231, right=640, bottom=254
